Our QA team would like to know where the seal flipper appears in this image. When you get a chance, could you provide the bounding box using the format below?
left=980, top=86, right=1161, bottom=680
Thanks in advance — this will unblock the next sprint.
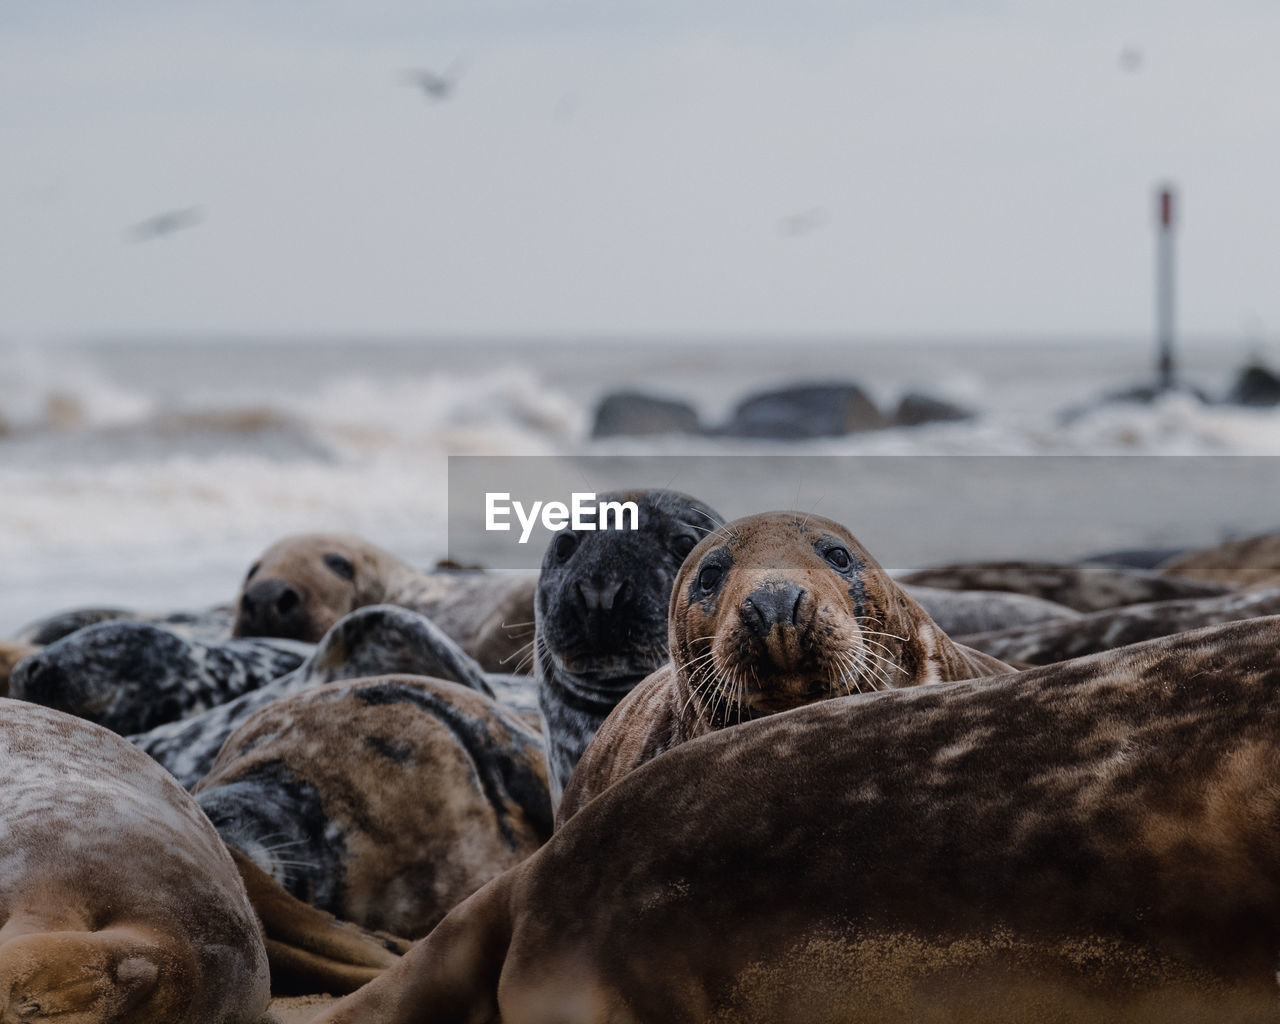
left=230, top=849, right=411, bottom=995
left=310, top=872, right=515, bottom=1024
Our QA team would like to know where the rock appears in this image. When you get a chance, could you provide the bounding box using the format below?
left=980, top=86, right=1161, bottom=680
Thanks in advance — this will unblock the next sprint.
left=591, top=391, right=701, bottom=439
left=720, top=383, right=883, bottom=440
left=893, top=392, right=975, bottom=428
left=1226, top=363, right=1280, bottom=406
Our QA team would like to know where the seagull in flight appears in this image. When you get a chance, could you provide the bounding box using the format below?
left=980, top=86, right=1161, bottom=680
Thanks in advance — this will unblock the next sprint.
left=400, top=61, right=464, bottom=101
left=128, top=206, right=203, bottom=242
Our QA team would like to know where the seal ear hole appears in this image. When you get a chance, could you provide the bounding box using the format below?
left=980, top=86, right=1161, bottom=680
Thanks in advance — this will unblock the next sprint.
left=697, top=564, right=724, bottom=592
left=554, top=532, right=578, bottom=563
left=671, top=534, right=697, bottom=559
left=323, top=553, right=356, bottom=581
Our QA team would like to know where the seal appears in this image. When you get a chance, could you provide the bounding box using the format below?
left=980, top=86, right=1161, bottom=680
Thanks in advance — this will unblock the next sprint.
left=232, top=532, right=535, bottom=672
left=900, top=583, right=1080, bottom=635
left=957, top=585, right=1280, bottom=666
left=0, top=697, right=272, bottom=1023
left=533, top=488, right=724, bottom=803
left=309, top=616, right=1280, bottom=1024
left=898, top=559, right=1231, bottom=613
left=9, top=622, right=312, bottom=735
left=194, top=674, right=553, bottom=939
left=13, top=604, right=235, bottom=646
left=132, top=604, right=504, bottom=788
left=0, top=641, right=36, bottom=697
left=1159, top=530, right=1280, bottom=587
left=559, top=511, right=1012, bottom=823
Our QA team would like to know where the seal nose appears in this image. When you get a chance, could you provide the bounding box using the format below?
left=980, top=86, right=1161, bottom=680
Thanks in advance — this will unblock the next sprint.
left=742, top=583, right=805, bottom=636
left=576, top=578, right=629, bottom=614
left=236, top=579, right=306, bottom=638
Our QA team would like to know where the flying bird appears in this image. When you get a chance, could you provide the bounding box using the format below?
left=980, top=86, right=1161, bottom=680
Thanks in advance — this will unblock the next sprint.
left=399, top=61, right=464, bottom=101
left=128, top=207, right=203, bottom=242
left=778, top=207, right=828, bottom=238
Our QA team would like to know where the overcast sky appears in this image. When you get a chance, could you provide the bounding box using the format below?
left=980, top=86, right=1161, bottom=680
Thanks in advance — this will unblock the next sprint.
left=2, top=1, right=1277, bottom=338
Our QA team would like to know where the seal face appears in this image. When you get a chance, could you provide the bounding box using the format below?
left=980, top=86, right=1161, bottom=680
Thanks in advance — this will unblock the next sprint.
left=232, top=532, right=535, bottom=672
left=308, top=617, right=1280, bottom=1024
left=533, top=489, right=724, bottom=801
left=194, top=674, right=552, bottom=939
left=0, top=699, right=271, bottom=1024
left=559, top=511, right=1011, bottom=822
left=132, top=605, right=499, bottom=789
left=10, top=622, right=311, bottom=734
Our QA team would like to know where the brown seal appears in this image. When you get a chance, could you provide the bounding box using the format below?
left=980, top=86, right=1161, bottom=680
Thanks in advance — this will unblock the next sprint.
left=559, top=511, right=1011, bottom=822
left=193, top=675, right=553, bottom=940
left=1160, top=530, right=1280, bottom=587
left=231, top=532, right=534, bottom=672
left=898, top=559, right=1231, bottom=612
left=307, top=616, right=1280, bottom=1024
left=0, top=642, right=36, bottom=697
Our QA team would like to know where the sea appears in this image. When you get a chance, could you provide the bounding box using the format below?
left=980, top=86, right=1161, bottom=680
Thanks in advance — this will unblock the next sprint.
left=2, top=333, right=1279, bottom=637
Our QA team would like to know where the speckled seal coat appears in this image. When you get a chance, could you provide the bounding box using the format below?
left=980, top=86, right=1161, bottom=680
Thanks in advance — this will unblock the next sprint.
left=0, top=699, right=272, bottom=1024
left=232, top=532, right=535, bottom=672
left=132, top=604, right=499, bottom=789
left=897, top=559, right=1231, bottom=612
left=9, top=622, right=311, bottom=734
left=532, top=489, right=724, bottom=804
left=311, top=617, right=1280, bottom=1024
left=195, top=674, right=552, bottom=939
left=559, top=510, right=1011, bottom=822
left=958, top=585, right=1280, bottom=666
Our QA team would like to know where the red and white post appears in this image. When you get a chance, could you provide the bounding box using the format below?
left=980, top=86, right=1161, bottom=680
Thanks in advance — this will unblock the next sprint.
left=1155, top=184, right=1177, bottom=390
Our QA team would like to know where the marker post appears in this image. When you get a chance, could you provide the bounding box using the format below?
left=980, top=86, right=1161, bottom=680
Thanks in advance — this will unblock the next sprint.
left=1155, top=184, right=1177, bottom=391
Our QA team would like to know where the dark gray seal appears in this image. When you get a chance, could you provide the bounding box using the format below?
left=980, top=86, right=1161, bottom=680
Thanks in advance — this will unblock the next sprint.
left=131, top=604, right=500, bottom=788
left=10, top=622, right=311, bottom=735
left=958, top=585, right=1280, bottom=666
left=533, top=488, right=724, bottom=803
left=195, top=675, right=552, bottom=940
left=311, top=616, right=1280, bottom=1024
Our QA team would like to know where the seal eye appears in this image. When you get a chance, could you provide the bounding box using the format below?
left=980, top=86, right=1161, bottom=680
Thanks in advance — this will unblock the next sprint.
left=671, top=535, right=697, bottom=559
left=323, top=553, right=356, bottom=581
left=697, top=564, right=723, bottom=592
left=554, top=532, right=578, bottom=562
left=825, top=547, right=852, bottom=571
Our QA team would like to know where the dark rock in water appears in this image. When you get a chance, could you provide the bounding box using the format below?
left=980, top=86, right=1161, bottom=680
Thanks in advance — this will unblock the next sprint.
left=893, top=392, right=975, bottom=428
left=1226, top=364, right=1280, bottom=407
left=720, top=382, right=883, bottom=440
left=1058, top=381, right=1210, bottom=424
left=591, top=391, right=701, bottom=438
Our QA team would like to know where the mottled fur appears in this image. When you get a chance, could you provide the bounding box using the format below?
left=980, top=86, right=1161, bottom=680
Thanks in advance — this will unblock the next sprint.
left=233, top=532, right=535, bottom=672
left=901, top=584, right=1080, bottom=634
left=1160, top=531, right=1280, bottom=587
left=959, top=586, right=1280, bottom=666
left=10, top=623, right=311, bottom=734
left=312, top=617, right=1280, bottom=1024
left=534, top=489, right=724, bottom=804
left=560, top=511, right=1011, bottom=823
left=13, top=604, right=234, bottom=645
left=898, top=560, right=1230, bottom=613
left=195, top=675, right=552, bottom=939
left=132, top=605, right=498, bottom=788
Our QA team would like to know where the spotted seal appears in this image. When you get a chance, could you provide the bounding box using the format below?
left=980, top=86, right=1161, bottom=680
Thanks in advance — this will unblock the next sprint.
left=1159, top=530, right=1280, bottom=586
left=958, top=585, right=1280, bottom=666
left=9, top=623, right=311, bottom=734
left=194, top=674, right=552, bottom=939
left=560, top=511, right=1012, bottom=822
left=233, top=532, right=534, bottom=672
left=132, top=604, right=501, bottom=788
left=898, top=560, right=1231, bottom=613
left=533, top=489, right=724, bottom=804
left=310, top=617, right=1280, bottom=1024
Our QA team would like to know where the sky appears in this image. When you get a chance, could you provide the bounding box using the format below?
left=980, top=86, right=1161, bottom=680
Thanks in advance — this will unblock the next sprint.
left=1, top=0, right=1278, bottom=339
